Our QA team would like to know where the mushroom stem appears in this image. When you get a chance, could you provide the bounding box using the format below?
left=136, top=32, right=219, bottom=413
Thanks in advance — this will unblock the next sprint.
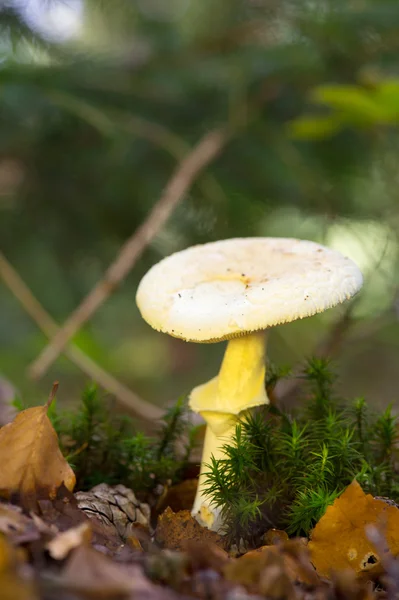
left=189, top=330, right=269, bottom=529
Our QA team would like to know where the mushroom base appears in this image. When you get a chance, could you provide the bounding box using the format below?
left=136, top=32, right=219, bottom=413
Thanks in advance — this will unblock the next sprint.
left=191, top=411, right=236, bottom=530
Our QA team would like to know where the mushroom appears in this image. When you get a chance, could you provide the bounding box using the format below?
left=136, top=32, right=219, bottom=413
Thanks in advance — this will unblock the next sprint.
left=136, top=237, right=363, bottom=530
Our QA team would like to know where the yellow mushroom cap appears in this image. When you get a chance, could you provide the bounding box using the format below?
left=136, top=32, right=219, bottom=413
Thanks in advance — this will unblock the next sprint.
left=136, top=237, right=363, bottom=342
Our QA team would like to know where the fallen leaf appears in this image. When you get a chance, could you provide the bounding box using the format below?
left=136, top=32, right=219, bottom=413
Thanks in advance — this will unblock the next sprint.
left=0, top=503, right=41, bottom=544
left=226, top=541, right=318, bottom=592
left=309, top=480, right=399, bottom=579
left=367, top=524, right=399, bottom=597
left=182, top=568, right=233, bottom=600
left=146, top=549, right=189, bottom=588
left=126, top=534, right=144, bottom=552
left=38, top=486, right=87, bottom=532
left=330, top=569, right=375, bottom=600
left=259, top=561, right=296, bottom=599
left=0, top=385, right=75, bottom=511
left=224, top=546, right=296, bottom=597
left=60, top=541, right=170, bottom=599
left=47, top=522, right=92, bottom=560
left=182, top=540, right=230, bottom=573
left=155, top=507, right=222, bottom=551
left=0, top=534, right=38, bottom=600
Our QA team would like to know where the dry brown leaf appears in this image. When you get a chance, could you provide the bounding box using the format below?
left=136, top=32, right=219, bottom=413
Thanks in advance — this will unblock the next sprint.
left=126, top=534, right=144, bottom=552
left=224, top=546, right=296, bottom=597
left=47, top=522, right=92, bottom=560
left=60, top=541, right=166, bottom=599
left=37, top=488, right=87, bottom=532
left=155, top=507, right=222, bottom=551
left=330, top=569, right=376, bottom=600
left=0, top=503, right=41, bottom=544
left=0, top=385, right=75, bottom=511
left=309, top=480, right=399, bottom=579
left=0, top=534, right=38, bottom=600
left=227, top=542, right=318, bottom=591
left=182, top=540, right=230, bottom=573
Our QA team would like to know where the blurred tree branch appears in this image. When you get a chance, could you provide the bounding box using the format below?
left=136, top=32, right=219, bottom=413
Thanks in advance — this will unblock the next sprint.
left=28, top=127, right=228, bottom=380
left=0, top=251, right=164, bottom=421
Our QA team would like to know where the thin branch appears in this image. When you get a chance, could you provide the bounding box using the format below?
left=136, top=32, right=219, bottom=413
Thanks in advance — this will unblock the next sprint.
left=28, top=127, right=228, bottom=379
left=123, top=115, right=228, bottom=209
left=46, top=381, right=59, bottom=409
left=0, top=252, right=164, bottom=420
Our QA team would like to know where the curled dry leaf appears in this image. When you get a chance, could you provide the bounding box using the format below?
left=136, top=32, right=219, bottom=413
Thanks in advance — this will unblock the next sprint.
left=0, top=388, right=75, bottom=511
left=47, top=522, right=92, bottom=560
left=309, top=480, right=399, bottom=579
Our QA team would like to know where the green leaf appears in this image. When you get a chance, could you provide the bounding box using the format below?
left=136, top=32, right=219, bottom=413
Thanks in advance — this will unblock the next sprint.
left=311, top=84, right=383, bottom=121
left=288, top=114, right=343, bottom=139
left=372, top=79, right=399, bottom=122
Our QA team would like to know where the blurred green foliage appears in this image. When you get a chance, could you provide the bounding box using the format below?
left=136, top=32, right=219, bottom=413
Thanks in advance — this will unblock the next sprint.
left=0, top=0, right=398, bottom=410
left=290, top=79, right=399, bottom=138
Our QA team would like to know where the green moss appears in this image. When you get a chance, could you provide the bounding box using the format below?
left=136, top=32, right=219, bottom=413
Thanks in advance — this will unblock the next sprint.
left=14, top=384, right=197, bottom=494
left=13, top=359, right=398, bottom=543
left=203, top=358, right=399, bottom=545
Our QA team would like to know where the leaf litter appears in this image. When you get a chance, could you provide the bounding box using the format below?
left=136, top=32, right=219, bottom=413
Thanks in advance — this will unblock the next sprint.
left=2, top=390, right=399, bottom=598
left=0, top=383, right=75, bottom=510
left=309, top=480, right=399, bottom=579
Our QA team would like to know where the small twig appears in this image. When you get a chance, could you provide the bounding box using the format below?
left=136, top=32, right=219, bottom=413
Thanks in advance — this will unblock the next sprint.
left=28, top=128, right=228, bottom=380
left=66, top=441, right=89, bottom=462
left=46, top=381, right=59, bottom=409
left=123, top=115, right=228, bottom=210
left=0, top=252, right=163, bottom=420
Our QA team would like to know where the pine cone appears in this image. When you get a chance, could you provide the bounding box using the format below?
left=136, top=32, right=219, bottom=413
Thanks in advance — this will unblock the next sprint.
left=75, top=483, right=151, bottom=540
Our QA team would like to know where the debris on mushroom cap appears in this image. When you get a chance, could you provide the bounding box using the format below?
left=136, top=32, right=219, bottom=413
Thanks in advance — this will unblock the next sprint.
left=136, top=237, right=363, bottom=342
